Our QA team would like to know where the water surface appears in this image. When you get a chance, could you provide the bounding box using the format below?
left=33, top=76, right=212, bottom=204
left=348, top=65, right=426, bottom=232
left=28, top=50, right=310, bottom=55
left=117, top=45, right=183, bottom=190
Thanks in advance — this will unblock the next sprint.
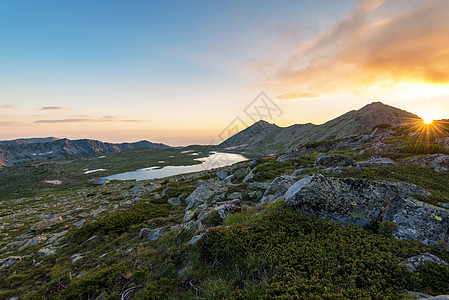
left=104, top=152, right=247, bottom=181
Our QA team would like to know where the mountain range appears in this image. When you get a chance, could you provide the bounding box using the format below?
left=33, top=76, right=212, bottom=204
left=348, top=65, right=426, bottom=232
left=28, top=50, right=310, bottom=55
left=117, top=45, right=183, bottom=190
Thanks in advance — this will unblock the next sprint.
left=219, top=102, right=421, bottom=155
left=0, top=138, right=170, bottom=167
left=0, top=102, right=428, bottom=167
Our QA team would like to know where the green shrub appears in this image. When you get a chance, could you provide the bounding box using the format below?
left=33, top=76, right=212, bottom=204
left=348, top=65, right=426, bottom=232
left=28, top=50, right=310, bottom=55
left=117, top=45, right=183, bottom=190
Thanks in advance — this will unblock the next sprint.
left=191, top=203, right=449, bottom=298
left=378, top=221, right=398, bottom=237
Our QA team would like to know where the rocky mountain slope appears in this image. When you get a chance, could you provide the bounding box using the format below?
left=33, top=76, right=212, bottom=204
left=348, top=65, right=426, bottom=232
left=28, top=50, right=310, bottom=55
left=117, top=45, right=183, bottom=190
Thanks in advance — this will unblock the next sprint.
left=0, top=138, right=170, bottom=167
left=1, top=118, right=449, bottom=298
left=219, top=101, right=421, bottom=155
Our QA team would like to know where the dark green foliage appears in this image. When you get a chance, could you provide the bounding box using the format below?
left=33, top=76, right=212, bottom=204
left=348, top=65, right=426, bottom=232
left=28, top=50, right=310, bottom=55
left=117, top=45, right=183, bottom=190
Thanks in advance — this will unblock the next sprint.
left=203, top=209, right=223, bottom=227
left=76, top=202, right=181, bottom=241
left=400, top=143, right=449, bottom=155
left=378, top=221, right=398, bottom=237
left=411, top=264, right=449, bottom=295
left=52, top=266, right=122, bottom=300
left=192, top=203, right=449, bottom=299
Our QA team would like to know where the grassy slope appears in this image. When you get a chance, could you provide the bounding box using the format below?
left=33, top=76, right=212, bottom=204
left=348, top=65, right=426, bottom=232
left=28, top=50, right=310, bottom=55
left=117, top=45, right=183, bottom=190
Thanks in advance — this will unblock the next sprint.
left=1, top=133, right=449, bottom=299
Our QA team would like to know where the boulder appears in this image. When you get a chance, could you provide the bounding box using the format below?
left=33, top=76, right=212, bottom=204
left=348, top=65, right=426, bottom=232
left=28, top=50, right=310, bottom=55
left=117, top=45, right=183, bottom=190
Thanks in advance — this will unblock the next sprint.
left=261, top=175, right=297, bottom=204
left=90, top=208, right=107, bottom=217
left=404, top=154, right=449, bottom=172
left=314, top=153, right=354, bottom=168
left=73, top=219, right=85, bottom=229
left=183, top=210, right=195, bottom=222
left=0, top=256, right=22, bottom=270
left=383, top=197, right=449, bottom=248
left=276, top=153, right=304, bottom=163
left=214, top=204, right=243, bottom=218
left=215, top=170, right=229, bottom=180
left=356, top=157, right=395, bottom=167
left=38, top=246, right=57, bottom=257
left=284, top=174, right=430, bottom=227
left=18, top=235, right=47, bottom=251
left=184, top=186, right=214, bottom=210
left=168, top=197, right=182, bottom=206
left=185, top=179, right=226, bottom=210
left=140, top=227, right=163, bottom=241
left=243, top=168, right=257, bottom=183
left=188, top=232, right=206, bottom=246
left=162, top=186, right=173, bottom=197
left=402, top=252, right=448, bottom=272
left=30, top=216, right=63, bottom=231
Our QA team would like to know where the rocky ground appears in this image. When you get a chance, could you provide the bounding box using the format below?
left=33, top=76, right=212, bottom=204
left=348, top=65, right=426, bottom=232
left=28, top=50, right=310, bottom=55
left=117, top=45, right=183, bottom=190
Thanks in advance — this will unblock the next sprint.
left=1, top=125, right=449, bottom=299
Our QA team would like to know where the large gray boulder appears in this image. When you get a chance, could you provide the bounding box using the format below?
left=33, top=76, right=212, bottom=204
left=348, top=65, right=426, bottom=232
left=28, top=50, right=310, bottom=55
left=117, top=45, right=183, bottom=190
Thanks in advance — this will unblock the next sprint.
left=404, top=154, right=449, bottom=172
left=184, top=179, right=226, bottom=211
left=383, top=197, right=449, bottom=248
left=314, top=153, right=354, bottom=168
left=284, top=174, right=430, bottom=227
left=140, top=227, right=163, bottom=241
left=261, top=175, right=297, bottom=204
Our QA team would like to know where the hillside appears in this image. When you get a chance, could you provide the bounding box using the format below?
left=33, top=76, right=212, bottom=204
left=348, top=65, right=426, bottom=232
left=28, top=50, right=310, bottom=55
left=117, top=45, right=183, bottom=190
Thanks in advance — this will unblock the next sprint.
left=219, top=102, right=421, bottom=155
left=1, top=116, right=449, bottom=298
left=0, top=138, right=170, bottom=167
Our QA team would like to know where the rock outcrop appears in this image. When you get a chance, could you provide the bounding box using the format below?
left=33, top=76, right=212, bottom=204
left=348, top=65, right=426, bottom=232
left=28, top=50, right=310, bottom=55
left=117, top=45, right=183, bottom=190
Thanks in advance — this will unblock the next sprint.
left=314, top=153, right=354, bottom=168
left=283, top=174, right=448, bottom=248
left=261, top=175, right=296, bottom=204
left=403, top=253, right=448, bottom=272
left=404, top=154, right=449, bottom=172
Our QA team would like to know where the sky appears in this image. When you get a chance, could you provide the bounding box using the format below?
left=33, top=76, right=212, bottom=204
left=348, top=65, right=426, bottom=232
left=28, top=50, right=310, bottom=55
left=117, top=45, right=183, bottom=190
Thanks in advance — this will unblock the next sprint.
left=1, top=0, right=448, bottom=146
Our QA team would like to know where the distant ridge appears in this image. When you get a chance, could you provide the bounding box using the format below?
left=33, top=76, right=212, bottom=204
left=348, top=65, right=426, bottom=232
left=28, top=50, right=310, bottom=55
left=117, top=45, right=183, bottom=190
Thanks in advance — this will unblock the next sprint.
left=0, top=137, right=60, bottom=145
left=219, top=102, right=421, bottom=154
left=0, top=138, right=170, bottom=167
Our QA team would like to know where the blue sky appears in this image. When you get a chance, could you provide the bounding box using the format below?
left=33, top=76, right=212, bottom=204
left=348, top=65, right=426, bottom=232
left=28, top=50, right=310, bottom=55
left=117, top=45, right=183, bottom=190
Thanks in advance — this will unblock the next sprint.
left=1, top=0, right=448, bottom=145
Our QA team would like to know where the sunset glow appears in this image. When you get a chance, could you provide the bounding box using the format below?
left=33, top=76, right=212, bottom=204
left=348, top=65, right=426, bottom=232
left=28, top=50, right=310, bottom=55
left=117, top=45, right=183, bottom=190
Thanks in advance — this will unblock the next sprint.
left=423, top=118, right=434, bottom=125
left=0, top=0, right=448, bottom=144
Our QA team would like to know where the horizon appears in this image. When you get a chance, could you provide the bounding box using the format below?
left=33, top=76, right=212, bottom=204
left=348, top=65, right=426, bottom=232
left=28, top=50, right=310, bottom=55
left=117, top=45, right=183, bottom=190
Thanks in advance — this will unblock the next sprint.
left=1, top=0, right=449, bottom=146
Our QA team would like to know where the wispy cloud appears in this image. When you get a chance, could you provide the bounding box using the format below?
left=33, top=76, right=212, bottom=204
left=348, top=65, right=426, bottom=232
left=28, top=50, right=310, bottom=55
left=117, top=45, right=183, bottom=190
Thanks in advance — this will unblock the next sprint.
left=34, top=116, right=143, bottom=123
left=0, top=121, right=23, bottom=126
left=1, top=104, right=16, bottom=109
left=40, top=106, right=70, bottom=111
left=265, top=0, right=449, bottom=96
left=35, top=118, right=93, bottom=123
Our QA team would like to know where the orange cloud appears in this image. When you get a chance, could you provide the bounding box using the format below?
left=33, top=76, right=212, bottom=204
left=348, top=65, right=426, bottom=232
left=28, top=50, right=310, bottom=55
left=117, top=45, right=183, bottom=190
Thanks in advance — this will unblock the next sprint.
left=268, top=0, right=449, bottom=95
left=1, top=104, right=16, bottom=109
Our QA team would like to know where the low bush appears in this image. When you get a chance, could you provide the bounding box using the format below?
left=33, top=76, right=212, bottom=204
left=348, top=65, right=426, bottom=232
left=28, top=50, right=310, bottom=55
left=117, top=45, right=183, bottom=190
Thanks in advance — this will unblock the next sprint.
left=192, top=203, right=449, bottom=299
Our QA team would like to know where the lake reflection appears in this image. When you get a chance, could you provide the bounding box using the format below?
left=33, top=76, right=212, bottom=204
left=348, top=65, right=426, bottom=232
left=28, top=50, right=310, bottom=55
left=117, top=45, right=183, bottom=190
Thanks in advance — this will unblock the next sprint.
left=104, top=152, right=248, bottom=181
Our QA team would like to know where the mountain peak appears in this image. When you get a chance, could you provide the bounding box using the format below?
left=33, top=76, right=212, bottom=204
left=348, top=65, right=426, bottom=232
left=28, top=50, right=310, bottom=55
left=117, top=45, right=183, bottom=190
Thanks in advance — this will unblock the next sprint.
left=252, top=119, right=274, bottom=127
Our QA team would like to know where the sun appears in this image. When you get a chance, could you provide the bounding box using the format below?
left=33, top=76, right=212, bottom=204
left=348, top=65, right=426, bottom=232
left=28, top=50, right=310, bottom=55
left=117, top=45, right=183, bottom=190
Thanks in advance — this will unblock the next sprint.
left=423, top=117, right=434, bottom=125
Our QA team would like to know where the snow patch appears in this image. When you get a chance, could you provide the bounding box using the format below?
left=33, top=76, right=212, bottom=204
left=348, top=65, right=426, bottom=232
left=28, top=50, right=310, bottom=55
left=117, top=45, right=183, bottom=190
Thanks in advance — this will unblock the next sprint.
left=84, top=169, right=107, bottom=174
